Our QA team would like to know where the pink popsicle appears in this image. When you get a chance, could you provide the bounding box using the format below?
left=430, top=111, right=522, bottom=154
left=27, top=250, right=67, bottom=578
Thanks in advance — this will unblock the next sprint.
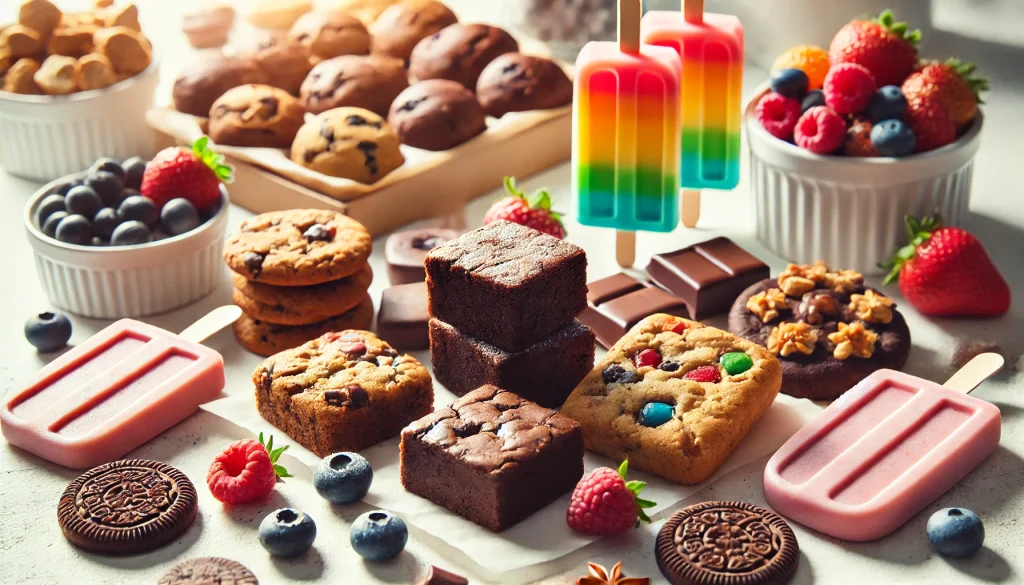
left=763, top=368, right=1001, bottom=541
left=2, top=319, right=225, bottom=469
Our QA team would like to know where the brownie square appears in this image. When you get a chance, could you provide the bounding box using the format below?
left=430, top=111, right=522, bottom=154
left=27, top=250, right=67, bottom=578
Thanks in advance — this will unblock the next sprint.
left=425, top=220, right=588, bottom=351
left=429, top=318, right=595, bottom=408
left=400, top=385, right=584, bottom=531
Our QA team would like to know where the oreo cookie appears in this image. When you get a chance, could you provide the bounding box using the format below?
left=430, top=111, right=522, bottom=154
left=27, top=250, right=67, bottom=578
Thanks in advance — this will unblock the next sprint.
left=158, top=557, right=258, bottom=585
left=656, top=501, right=799, bottom=585
left=58, top=459, right=198, bottom=554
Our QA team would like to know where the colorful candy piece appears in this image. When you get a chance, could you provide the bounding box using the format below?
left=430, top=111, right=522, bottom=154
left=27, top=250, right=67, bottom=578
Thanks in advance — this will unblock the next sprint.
left=720, top=352, right=753, bottom=375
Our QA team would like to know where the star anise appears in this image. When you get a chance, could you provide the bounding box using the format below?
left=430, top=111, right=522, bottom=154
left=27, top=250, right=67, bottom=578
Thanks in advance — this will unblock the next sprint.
left=576, top=562, right=649, bottom=585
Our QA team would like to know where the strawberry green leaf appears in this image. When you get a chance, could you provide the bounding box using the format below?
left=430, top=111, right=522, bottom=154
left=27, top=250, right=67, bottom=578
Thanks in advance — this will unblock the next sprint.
left=192, top=136, right=209, bottom=156
left=527, top=189, right=552, bottom=211
left=617, top=459, right=629, bottom=479
left=883, top=215, right=942, bottom=284
left=265, top=435, right=273, bottom=455
left=270, top=445, right=288, bottom=462
left=503, top=176, right=526, bottom=200
left=258, top=431, right=264, bottom=445
left=874, top=9, right=921, bottom=46
left=625, top=480, right=646, bottom=493
left=635, top=498, right=657, bottom=509
left=273, top=464, right=293, bottom=479
left=637, top=508, right=652, bottom=524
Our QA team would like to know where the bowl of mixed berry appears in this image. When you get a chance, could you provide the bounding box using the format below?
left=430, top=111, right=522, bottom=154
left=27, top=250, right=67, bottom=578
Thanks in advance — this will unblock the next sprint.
left=743, top=9, right=985, bottom=275
left=24, top=138, right=233, bottom=318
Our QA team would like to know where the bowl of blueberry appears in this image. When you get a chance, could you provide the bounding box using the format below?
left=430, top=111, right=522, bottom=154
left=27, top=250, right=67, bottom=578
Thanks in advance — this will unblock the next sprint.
left=24, top=138, right=233, bottom=319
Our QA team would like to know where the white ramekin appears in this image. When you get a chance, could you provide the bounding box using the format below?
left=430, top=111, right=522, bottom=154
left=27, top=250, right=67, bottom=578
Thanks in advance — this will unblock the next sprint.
left=0, top=59, right=161, bottom=182
left=745, top=86, right=983, bottom=275
left=24, top=176, right=229, bottom=319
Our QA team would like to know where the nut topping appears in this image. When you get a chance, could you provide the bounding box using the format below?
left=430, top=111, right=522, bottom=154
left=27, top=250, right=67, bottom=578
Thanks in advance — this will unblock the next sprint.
left=849, top=290, right=894, bottom=324
left=747, top=288, right=787, bottom=323
left=767, top=321, right=818, bottom=357
left=777, top=262, right=827, bottom=296
left=798, top=292, right=840, bottom=325
left=823, top=268, right=864, bottom=293
left=828, top=321, right=878, bottom=360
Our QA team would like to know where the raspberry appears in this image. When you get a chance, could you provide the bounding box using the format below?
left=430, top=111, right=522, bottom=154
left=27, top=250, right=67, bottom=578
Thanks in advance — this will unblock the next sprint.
left=566, top=460, right=654, bottom=536
left=756, top=92, right=802, bottom=140
left=683, top=365, right=723, bottom=383
left=634, top=349, right=661, bottom=368
left=207, top=434, right=292, bottom=504
left=773, top=45, right=830, bottom=90
left=795, top=106, right=846, bottom=154
left=823, top=63, right=876, bottom=115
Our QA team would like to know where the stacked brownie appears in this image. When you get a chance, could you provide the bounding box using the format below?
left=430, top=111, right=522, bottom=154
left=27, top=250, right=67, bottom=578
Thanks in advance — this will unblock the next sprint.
left=424, top=220, right=595, bottom=408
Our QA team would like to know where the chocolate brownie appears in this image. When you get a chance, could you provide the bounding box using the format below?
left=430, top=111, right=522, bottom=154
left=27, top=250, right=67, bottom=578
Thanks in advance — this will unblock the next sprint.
left=299, top=54, right=408, bottom=117
left=408, top=23, right=518, bottom=89
left=425, top=220, right=587, bottom=352
left=400, top=385, right=583, bottom=531
left=388, top=80, right=487, bottom=151
left=254, top=330, right=433, bottom=456
left=376, top=282, right=430, bottom=351
left=386, top=228, right=459, bottom=285
left=172, top=56, right=269, bottom=117
left=475, top=53, right=573, bottom=118
left=430, top=319, right=594, bottom=408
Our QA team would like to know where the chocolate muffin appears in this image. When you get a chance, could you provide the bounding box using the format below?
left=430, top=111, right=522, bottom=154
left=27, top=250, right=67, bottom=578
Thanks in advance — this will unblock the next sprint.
left=209, top=84, right=306, bottom=148
left=290, top=107, right=405, bottom=184
left=288, top=10, right=370, bottom=60
left=476, top=53, right=573, bottom=118
left=172, top=56, right=269, bottom=117
left=408, top=23, right=518, bottom=89
left=300, top=54, right=408, bottom=117
left=370, top=0, right=458, bottom=64
left=388, top=80, right=486, bottom=151
left=248, top=36, right=314, bottom=95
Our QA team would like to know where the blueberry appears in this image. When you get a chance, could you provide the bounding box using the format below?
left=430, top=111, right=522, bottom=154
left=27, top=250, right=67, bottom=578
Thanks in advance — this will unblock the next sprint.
left=111, top=220, right=151, bottom=246
left=89, top=157, right=125, bottom=181
left=160, top=198, right=201, bottom=236
left=117, top=195, right=158, bottom=226
left=868, top=85, right=908, bottom=123
left=92, top=207, right=121, bottom=240
left=770, top=68, right=809, bottom=99
left=55, top=215, right=93, bottom=245
left=639, top=402, right=674, bottom=427
left=801, top=90, right=826, bottom=113
left=65, top=185, right=103, bottom=219
left=42, top=211, right=69, bottom=238
left=85, top=170, right=125, bottom=208
left=314, top=452, right=373, bottom=504
left=258, top=508, right=316, bottom=557
left=871, top=119, right=917, bottom=157
left=720, top=352, right=754, bottom=375
left=927, top=508, right=984, bottom=557
left=350, top=511, right=408, bottom=561
left=24, top=312, right=72, bottom=352
left=121, top=157, right=147, bottom=189
left=35, top=194, right=67, bottom=227
left=46, top=179, right=76, bottom=196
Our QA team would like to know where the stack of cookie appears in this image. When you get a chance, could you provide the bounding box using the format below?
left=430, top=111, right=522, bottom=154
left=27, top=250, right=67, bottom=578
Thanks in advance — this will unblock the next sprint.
left=224, top=209, right=374, bottom=356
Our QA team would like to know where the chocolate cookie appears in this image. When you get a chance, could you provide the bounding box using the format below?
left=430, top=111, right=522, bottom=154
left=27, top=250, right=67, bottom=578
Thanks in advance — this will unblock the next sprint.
left=58, top=459, right=198, bottom=555
left=232, top=265, right=372, bottom=325
left=172, top=56, right=269, bottom=117
left=385, top=227, right=458, bottom=285
left=388, top=80, right=487, bottom=151
left=233, top=296, right=374, bottom=356
left=290, top=107, right=405, bottom=183
left=370, top=0, right=458, bottom=64
left=224, top=209, right=372, bottom=286
left=248, top=36, right=314, bottom=95
left=299, top=54, right=408, bottom=117
left=656, top=501, right=799, bottom=585
left=409, top=23, right=518, bottom=89
left=476, top=53, right=572, bottom=118
left=728, top=265, right=911, bottom=400
left=209, top=84, right=306, bottom=148
left=288, top=10, right=370, bottom=60
left=158, top=557, right=258, bottom=585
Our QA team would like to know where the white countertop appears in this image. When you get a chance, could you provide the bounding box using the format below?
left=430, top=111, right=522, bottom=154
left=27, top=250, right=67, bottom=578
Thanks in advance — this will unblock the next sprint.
left=2, top=1, right=1022, bottom=584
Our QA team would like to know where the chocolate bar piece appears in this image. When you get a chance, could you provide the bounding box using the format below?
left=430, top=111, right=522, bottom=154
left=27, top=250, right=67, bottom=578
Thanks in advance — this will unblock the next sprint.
left=386, top=228, right=459, bottom=285
left=376, top=282, right=429, bottom=351
left=646, top=237, right=769, bottom=320
left=579, top=273, right=688, bottom=348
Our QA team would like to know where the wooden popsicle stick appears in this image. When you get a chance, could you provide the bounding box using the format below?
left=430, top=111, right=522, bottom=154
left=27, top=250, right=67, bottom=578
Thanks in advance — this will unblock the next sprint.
left=616, top=231, right=636, bottom=267
left=943, top=353, right=1005, bottom=394
left=684, top=0, right=704, bottom=24
left=179, top=305, right=243, bottom=344
left=618, top=0, right=642, bottom=53
left=681, top=189, right=700, bottom=227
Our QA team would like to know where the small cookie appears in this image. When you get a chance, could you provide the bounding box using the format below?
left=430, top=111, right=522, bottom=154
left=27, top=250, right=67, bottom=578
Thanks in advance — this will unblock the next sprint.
left=388, top=80, right=486, bottom=151
left=58, top=459, right=198, bottom=555
left=476, top=53, right=573, bottom=118
left=224, top=208, right=372, bottom=286
left=656, top=501, right=799, bottom=585
left=74, top=52, right=116, bottom=91
left=409, top=23, right=518, bottom=89
left=172, top=56, right=269, bottom=117
left=300, top=54, right=408, bottom=117
left=232, top=263, right=373, bottom=324
left=209, top=84, right=306, bottom=149
left=289, top=11, right=370, bottom=60
left=291, top=107, right=404, bottom=183
left=102, top=3, right=141, bottom=31
left=233, top=296, right=374, bottom=356
left=182, top=4, right=236, bottom=49
left=2, top=57, right=42, bottom=94
left=1, top=24, right=42, bottom=58
left=0, top=52, right=12, bottom=77
left=370, top=0, right=458, bottom=64
left=34, top=54, right=77, bottom=95
left=94, top=25, right=151, bottom=76
left=248, top=36, right=313, bottom=96
left=158, top=558, right=258, bottom=585
left=18, top=0, right=63, bottom=40
left=47, top=26, right=96, bottom=58
left=246, top=0, right=313, bottom=30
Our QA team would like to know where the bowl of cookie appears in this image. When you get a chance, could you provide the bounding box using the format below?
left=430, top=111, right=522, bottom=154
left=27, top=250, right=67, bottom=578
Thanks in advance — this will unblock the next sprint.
left=0, top=0, right=159, bottom=181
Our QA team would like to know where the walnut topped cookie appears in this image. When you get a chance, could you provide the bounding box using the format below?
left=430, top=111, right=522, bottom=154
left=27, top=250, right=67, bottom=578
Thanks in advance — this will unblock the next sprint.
left=728, top=262, right=911, bottom=400
left=560, top=313, right=782, bottom=485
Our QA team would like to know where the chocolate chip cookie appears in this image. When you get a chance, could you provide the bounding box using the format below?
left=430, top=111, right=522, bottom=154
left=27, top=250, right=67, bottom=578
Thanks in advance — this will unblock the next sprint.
left=409, top=23, right=518, bottom=89
left=370, top=0, right=458, bottom=64
left=288, top=10, right=370, bottom=60
left=247, top=36, right=313, bottom=96
left=299, top=54, right=408, bottom=117
left=232, top=264, right=373, bottom=325
left=388, top=79, right=487, bottom=151
left=172, top=56, right=269, bottom=117
left=476, top=53, right=573, bottom=118
left=290, top=107, right=405, bottom=183
left=224, top=209, right=372, bottom=286
left=233, top=296, right=374, bottom=356
left=209, top=84, right=306, bottom=148
left=253, top=329, right=433, bottom=456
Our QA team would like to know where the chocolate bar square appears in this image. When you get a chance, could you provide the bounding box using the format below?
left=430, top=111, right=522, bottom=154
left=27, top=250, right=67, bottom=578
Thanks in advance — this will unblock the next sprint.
left=579, top=273, right=689, bottom=348
left=376, top=282, right=429, bottom=350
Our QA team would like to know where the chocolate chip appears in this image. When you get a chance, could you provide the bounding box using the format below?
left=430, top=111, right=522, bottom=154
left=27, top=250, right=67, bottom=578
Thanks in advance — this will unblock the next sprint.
left=383, top=347, right=398, bottom=358
left=397, top=97, right=428, bottom=113
left=303, top=223, right=334, bottom=242
left=346, top=114, right=382, bottom=129
left=357, top=141, right=379, bottom=175
left=304, top=149, right=317, bottom=163
left=617, top=370, right=641, bottom=384
left=258, top=97, right=279, bottom=118
left=411, top=236, right=445, bottom=251
left=602, top=365, right=625, bottom=384
left=260, top=365, right=274, bottom=392
left=346, top=384, right=369, bottom=408
left=320, top=123, right=334, bottom=141
left=659, top=361, right=680, bottom=372
left=243, top=252, right=264, bottom=277
left=502, top=63, right=519, bottom=74
left=324, top=390, right=346, bottom=407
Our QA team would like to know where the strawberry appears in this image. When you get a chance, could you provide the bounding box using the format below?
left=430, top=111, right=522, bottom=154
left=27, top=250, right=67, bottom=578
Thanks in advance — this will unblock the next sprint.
left=141, top=136, right=233, bottom=212
left=883, top=216, right=1010, bottom=318
left=483, top=176, right=566, bottom=239
left=902, top=59, right=988, bottom=130
left=566, top=460, right=655, bottom=536
left=207, top=432, right=292, bottom=505
left=829, top=9, right=921, bottom=87
left=905, top=98, right=956, bottom=152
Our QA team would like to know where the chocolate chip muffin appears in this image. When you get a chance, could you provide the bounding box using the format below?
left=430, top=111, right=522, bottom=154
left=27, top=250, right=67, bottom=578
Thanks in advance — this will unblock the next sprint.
left=299, top=54, right=408, bottom=117
left=370, top=0, right=458, bottom=64
left=476, top=53, right=573, bottom=118
left=247, top=36, right=314, bottom=95
left=172, top=56, right=269, bottom=117
left=409, top=23, right=518, bottom=89
left=208, top=84, right=306, bottom=148
left=288, top=10, right=370, bottom=60
left=291, top=107, right=405, bottom=183
left=388, top=79, right=486, bottom=151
